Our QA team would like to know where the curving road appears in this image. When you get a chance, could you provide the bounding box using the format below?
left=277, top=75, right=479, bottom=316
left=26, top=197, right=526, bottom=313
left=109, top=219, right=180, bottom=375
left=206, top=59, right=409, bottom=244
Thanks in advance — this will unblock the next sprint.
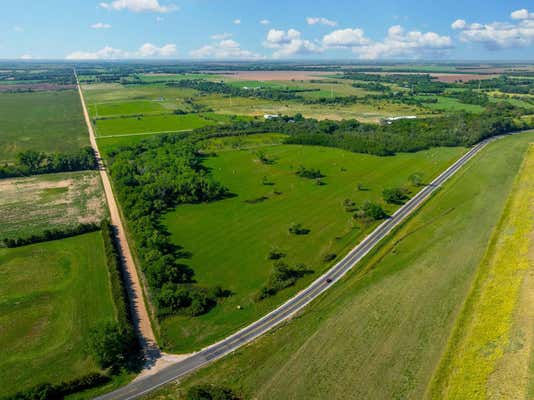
left=95, top=131, right=519, bottom=400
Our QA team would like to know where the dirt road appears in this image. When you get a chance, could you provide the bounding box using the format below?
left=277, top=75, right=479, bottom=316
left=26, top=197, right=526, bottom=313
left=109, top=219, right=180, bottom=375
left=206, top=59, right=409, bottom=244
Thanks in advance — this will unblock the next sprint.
left=75, top=72, right=159, bottom=359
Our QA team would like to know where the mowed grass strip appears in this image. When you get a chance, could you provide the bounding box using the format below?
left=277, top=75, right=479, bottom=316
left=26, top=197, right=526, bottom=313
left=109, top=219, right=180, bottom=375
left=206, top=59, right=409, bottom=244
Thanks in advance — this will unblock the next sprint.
left=428, top=144, right=534, bottom=399
left=0, top=90, right=88, bottom=163
left=0, top=232, right=116, bottom=396
left=160, top=144, right=466, bottom=352
left=144, top=132, right=534, bottom=400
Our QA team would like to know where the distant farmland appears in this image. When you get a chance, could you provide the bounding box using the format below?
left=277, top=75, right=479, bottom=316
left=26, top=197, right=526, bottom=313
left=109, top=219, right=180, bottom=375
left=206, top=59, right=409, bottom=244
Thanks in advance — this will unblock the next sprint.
left=0, top=90, right=88, bottom=163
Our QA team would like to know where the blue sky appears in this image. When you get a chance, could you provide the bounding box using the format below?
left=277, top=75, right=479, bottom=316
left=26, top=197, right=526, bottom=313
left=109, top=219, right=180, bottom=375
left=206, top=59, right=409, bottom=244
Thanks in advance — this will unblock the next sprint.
left=2, top=0, right=534, bottom=60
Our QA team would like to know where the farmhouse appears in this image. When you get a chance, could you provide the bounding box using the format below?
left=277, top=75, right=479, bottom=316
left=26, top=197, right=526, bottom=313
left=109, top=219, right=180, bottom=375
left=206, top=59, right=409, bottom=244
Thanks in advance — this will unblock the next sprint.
left=382, top=115, right=417, bottom=125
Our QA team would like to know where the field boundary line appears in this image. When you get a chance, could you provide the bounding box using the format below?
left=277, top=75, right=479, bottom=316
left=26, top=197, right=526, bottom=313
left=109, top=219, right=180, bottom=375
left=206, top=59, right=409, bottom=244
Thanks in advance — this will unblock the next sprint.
left=75, top=71, right=160, bottom=361
left=97, top=129, right=192, bottom=139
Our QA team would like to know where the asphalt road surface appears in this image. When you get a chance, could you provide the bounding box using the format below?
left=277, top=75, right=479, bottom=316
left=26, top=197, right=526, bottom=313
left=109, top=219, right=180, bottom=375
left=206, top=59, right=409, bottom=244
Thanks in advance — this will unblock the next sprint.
left=95, top=133, right=514, bottom=400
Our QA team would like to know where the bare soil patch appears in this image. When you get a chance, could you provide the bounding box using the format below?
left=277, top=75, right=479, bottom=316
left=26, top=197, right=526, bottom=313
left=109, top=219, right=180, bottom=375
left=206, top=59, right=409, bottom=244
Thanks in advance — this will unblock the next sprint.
left=0, top=171, right=106, bottom=239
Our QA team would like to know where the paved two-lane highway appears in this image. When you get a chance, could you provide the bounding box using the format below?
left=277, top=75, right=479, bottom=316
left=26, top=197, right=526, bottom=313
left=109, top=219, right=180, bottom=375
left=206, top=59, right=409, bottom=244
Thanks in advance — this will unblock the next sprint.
left=96, top=133, right=514, bottom=400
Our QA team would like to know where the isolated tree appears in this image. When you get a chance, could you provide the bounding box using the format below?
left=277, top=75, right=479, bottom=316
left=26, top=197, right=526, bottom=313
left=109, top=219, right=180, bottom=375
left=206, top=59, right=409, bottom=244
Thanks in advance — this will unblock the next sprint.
left=382, top=187, right=409, bottom=204
left=409, top=172, right=424, bottom=187
left=88, top=322, right=134, bottom=373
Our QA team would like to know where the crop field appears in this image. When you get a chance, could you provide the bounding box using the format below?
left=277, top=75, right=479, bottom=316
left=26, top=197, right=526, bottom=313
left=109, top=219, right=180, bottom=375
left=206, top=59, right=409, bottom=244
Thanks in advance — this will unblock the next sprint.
left=0, top=232, right=116, bottom=396
left=418, top=96, right=486, bottom=113
left=429, top=144, right=534, bottom=399
left=82, top=84, right=199, bottom=104
left=0, top=90, right=88, bottom=163
left=0, top=171, right=107, bottom=239
left=145, top=131, right=534, bottom=400
left=92, top=113, right=216, bottom=136
left=88, top=100, right=168, bottom=117
left=160, top=143, right=466, bottom=351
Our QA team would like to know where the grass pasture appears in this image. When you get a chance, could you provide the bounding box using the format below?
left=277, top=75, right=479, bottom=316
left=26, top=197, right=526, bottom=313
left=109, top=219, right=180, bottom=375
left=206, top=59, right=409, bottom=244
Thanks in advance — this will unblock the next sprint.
left=160, top=143, right=466, bottom=351
left=0, top=90, right=88, bottom=163
left=0, top=232, right=116, bottom=397
left=146, top=131, right=534, bottom=400
left=0, top=171, right=107, bottom=239
left=429, top=144, right=534, bottom=399
left=93, top=113, right=215, bottom=137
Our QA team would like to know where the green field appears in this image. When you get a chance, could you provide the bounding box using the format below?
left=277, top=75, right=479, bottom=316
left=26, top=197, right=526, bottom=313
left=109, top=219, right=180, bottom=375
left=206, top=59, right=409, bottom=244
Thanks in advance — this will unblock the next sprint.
left=93, top=113, right=215, bottom=136
left=145, top=131, right=534, bottom=400
left=89, top=100, right=167, bottom=117
left=0, top=90, right=88, bottom=163
left=0, top=232, right=116, bottom=396
left=417, top=95, right=486, bottom=113
left=160, top=143, right=466, bottom=351
left=429, top=144, right=534, bottom=399
left=0, top=171, right=107, bottom=239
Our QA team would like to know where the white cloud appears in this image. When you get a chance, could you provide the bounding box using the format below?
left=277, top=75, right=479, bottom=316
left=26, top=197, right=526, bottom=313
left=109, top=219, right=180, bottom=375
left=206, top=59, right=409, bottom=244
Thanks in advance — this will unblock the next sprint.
left=211, top=33, right=232, bottom=40
left=350, top=25, right=452, bottom=60
left=260, top=19, right=270, bottom=25
left=510, top=8, right=534, bottom=20
left=91, top=22, right=112, bottom=29
left=190, top=39, right=262, bottom=59
left=99, top=0, right=177, bottom=13
left=451, top=10, right=534, bottom=49
left=307, top=17, right=338, bottom=27
left=451, top=19, right=466, bottom=30
left=233, top=19, right=241, bottom=25
left=263, top=28, right=321, bottom=57
left=20, top=54, right=33, bottom=60
left=323, top=28, right=368, bottom=47
left=65, top=43, right=177, bottom=59
left=13, top=25, right=24, bottom=32
left=137, top=43, right=176, bottom=56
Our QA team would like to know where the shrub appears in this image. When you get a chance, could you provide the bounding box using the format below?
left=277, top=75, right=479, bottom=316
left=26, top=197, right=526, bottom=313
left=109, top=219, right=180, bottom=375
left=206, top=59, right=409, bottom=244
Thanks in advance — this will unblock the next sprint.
left=186, top=384, right=238, bottom=400
left=296, top=165, right=324, bottom=179
left=289, top=223, right=310, bottom=235
left=5, top=373, right=110, bottom=400
left=382, top=187, right=410, bottom=204
left=256, top=261, right=313, bottom=301
left=353, top=201, right=388, bottom=221
left=323, top=253, right=337, bottom=262
left=87, top=322, right=136, bottom=373
left=268, top=249, right=286, bottom=260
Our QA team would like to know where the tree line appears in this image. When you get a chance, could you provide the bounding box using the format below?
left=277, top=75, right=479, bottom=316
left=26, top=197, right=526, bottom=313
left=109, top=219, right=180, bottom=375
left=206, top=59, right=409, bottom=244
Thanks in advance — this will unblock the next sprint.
left=107, top=135, right=231, bottom=318
left=0, top=147, right=97, bottom=178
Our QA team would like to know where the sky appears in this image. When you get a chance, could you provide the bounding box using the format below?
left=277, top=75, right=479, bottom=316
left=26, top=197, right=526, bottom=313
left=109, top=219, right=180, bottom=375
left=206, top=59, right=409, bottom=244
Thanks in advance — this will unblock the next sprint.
left=2, top=0, right=534, bottom=61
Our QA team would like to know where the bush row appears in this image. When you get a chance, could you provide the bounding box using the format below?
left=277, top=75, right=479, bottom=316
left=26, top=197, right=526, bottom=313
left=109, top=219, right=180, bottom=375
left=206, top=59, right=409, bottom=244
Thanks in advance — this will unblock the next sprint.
left=2, top=223, right=100, bottom=248
left=4, top=373, right=110, bottom=400
left=107, top=136, right=231, bottom=317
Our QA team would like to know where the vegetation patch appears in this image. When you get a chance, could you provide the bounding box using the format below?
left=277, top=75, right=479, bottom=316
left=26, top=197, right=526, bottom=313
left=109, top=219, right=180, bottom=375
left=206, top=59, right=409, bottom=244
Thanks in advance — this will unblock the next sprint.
left=160, top=143, right=465, bottom=352
left=144, top=131, right=534, bottom=400
left=0, top=232, right=117, bottom=396
left=0, top=90, right=88, bottom=163
left=429, top=144, right=534, bottom=399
